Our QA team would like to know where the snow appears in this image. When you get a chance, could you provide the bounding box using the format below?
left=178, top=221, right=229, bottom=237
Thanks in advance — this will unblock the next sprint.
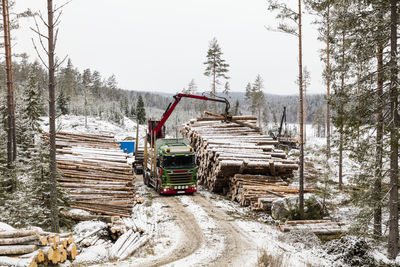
left=170, top=196, right=225, bottom=267
left=0, top=222, right=15, bottom=231
left=40, top=115, right=147, bottom=146
left=73, top=221, right=108, bottom=237
left=74, top=245, right=110, bottom=265
left=69, top=209, right=91, bottom=216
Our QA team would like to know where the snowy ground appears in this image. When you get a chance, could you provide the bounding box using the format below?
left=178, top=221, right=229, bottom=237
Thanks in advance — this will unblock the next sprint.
left=47, top=116, right=400, bottom=266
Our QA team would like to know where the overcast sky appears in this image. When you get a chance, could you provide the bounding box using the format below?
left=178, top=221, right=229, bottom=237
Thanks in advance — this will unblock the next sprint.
left=14, top=0, right=324, bottom=95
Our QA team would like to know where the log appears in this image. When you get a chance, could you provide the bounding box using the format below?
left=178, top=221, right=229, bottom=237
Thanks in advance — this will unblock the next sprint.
left=110, top=229, right=133, bottom=258
left=119, top=234, right=150, bottom=260
left=0, top=235, right=38, bottom=245
left=67, top=243, right=77, bottom=260
left=0, top=245, right=37, bottom=255
left=116, top=232, right=140, bottom=259
left=60, top=210, right=115, bottom=223
left=284, top=220, right=332, bottom=225
left=0, top=230, right=37, bottom=239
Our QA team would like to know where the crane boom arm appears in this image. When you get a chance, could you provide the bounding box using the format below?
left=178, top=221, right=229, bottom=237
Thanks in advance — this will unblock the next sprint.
left=152, top=93, right=230, bottom=135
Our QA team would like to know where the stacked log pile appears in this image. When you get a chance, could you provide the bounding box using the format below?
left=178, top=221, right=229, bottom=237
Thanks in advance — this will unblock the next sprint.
left=279, top=220, right=347, bottom=235
left=0, top=229, right=77, bottom=267
left=53, top=132, right=135, bottom=217
left=230, top=174, right=313, bottom=211
left=181, top=115, right=300, bottom=208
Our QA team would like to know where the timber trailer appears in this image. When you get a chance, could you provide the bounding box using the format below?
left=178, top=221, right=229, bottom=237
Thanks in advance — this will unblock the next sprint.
left=142, top=93, right=231, bottom=195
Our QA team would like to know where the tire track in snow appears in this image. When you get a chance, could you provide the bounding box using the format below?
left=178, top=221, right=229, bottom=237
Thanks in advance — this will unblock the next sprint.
left=166, top=195, right=226, bottom=267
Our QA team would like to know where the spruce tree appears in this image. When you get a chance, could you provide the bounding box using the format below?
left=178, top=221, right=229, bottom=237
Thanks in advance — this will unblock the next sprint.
left=57, top=90, right=69, bottom=115
left=136, top=95, right=146, bottom=125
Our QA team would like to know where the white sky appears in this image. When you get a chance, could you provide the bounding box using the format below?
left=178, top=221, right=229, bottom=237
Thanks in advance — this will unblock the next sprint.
left=13, top=0, right=324, bottom=95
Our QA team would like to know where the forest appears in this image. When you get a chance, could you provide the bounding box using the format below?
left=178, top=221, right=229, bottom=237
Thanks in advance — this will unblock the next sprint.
left=0, top=0, right=399, bottom=266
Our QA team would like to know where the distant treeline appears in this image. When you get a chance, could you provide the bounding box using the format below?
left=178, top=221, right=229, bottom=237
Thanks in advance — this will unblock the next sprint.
left=2, top=56, right=326, bottom=136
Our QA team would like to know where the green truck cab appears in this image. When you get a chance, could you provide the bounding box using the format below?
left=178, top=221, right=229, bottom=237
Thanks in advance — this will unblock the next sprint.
left=143, top=138, right=197, bottom=194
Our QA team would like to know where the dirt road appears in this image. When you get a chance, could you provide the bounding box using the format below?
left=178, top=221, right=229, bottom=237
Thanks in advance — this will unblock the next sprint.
left=131, top=176, right=256, bottom=267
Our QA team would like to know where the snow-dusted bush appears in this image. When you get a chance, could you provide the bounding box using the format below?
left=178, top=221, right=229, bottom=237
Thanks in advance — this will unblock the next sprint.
left=324, top=236, right=376, bottom=267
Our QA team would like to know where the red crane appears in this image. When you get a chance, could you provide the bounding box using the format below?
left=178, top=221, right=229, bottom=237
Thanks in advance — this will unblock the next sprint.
left=147, top=93, right=231, bottom=143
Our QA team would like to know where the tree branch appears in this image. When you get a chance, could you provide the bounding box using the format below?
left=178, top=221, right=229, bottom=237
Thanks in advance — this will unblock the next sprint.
left=31, top=38, right=49, bottom=69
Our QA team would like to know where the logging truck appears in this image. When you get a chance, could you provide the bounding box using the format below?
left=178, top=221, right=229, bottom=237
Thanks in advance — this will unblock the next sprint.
left=141, top=93, right=231, bottom=195
left=143, top=138, right=197, bottom=194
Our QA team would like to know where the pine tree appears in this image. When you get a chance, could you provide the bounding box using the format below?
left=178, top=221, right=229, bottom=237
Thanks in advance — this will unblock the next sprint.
left=203, top=37, right=229, bottom=111
left=136, top=95, right=146, bottom=125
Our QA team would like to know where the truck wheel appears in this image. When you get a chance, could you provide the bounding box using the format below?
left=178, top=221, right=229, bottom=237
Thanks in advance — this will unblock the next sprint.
left=156, top=182, right=162, bottom=195
left=144, top=172, right=150, bottom=187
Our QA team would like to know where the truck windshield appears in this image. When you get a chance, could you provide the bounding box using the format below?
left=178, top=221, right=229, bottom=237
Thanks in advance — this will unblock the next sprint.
left=163, top=155, right=195, bottom=169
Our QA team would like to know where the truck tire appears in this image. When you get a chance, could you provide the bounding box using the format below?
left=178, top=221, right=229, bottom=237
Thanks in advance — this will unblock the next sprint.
left=156, top=182, right=162, bottom=195
left=144, top=172, right=150, bottom=187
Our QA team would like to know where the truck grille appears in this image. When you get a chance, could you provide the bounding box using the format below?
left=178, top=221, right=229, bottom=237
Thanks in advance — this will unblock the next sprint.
left=169, top=173, right=192, bottom=184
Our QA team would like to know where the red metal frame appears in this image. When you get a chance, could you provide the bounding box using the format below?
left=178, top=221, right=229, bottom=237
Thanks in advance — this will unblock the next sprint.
left=151, top=93, right=230, bottom=138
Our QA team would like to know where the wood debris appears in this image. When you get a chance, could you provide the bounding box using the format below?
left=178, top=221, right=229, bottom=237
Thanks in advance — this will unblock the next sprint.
left=52, top=132, right=136, bottom=217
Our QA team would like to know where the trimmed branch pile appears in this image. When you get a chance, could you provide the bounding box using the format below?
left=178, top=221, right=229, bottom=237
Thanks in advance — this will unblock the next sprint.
left=180, top=117, right=298, bottom=193
left=53, top=132, right=135, bottom=217
left=231, top=174, right=313, bottom=211
left=0, top=228, right=77, bottom=267
left=279, top=220, right=348, bottom=235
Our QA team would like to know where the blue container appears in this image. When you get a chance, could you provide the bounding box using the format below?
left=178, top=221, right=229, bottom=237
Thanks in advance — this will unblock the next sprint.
left=119, top=141, right=135, bottom=153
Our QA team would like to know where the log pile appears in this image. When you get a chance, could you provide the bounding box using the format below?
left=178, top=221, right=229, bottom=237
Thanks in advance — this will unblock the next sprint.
left=279, top=220, right=348, bottom=235
left=180, top=116, right=299, bottom=195
left=0, top=229, right=77, bottom=267
left=230, top=174, right=313, bottom=211
left=53, top=132, right=136, bottom=217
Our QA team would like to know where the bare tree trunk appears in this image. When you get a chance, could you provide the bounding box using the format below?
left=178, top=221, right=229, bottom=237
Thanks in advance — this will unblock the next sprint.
left=303, top=86, right=306, bottom=144
left=84, top=87, right=88, bottom=128
left=326, top=4, right=331, bottom=159
left=339, top=31, right=345, bottom=191
left=2, top=0, right=15, bottom=168
left=212, top=61, right=216, bottom=112
left=258, top=101, right=261, bottom=128
left=374, top=41, right=383, bottom=240
left=388, top=0, right=398, bottom=258
left=47, top=0, right=60, bottom=233
left=298, top=0, right=304, bottom=219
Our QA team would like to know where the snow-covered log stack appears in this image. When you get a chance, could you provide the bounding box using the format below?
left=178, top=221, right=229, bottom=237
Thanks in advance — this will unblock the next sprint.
left=0, top=228, right=77, bottom=266
left=230, top=174, right=313, bottom=211
left=51, top=132, right=136, bottom=217
left=180, top=116, right=299, bottom=194
left=279, top=220, right=348, bottom=235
